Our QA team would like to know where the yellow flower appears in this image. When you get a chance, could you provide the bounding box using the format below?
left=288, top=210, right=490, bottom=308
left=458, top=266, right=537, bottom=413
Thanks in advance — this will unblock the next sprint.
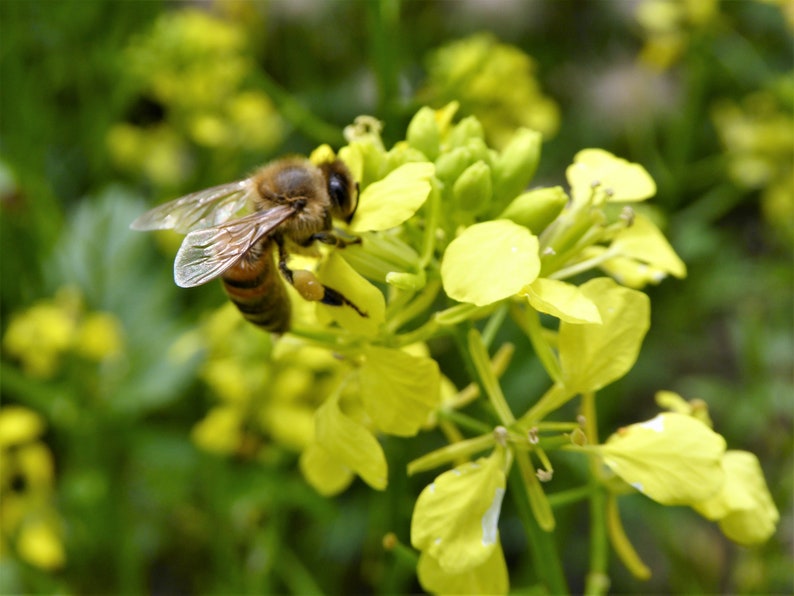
left=693, top=450, right=780, bottom=545
left=0, top=406, right=65, bottom=570
left=2, top=294, right=79, bottom=378
left=74, top=312, right=125, bottom=361
left=422, top=33, right=559, bottom=148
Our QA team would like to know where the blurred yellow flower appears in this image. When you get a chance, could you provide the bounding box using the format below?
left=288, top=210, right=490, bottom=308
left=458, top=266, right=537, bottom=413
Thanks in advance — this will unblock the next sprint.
left=421, top=33, right=559, bottom=148
left=3, top=289, right=126, bottom=378
left=3, top=293, right=79, bottom=378
left=0, top=406, right=65, bottom=570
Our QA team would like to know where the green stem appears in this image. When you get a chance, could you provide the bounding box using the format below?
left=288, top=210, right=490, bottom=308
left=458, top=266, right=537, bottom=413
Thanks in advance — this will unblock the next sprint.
left=508, top=462, right=569, bottom=595
left=582, top=392, right=610, bottom=596
left=258, top=71, right=344, bottom=145
left=510, top=303, right=561, bottom=383
left=517, top=382, right=575, bottom=428
left=467, top=328, right=515, bottom=425
left=366, top=0, right=402, bottom=122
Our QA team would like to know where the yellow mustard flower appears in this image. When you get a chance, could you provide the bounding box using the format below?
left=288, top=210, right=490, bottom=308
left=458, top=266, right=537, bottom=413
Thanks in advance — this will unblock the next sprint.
left=421, top=33, right=559, bottom=148
left=0, top=406, right=65, bottom=570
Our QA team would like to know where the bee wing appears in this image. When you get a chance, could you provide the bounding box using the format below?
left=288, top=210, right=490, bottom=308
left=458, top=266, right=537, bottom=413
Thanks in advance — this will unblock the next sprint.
left=130, top=180, right=251, bottom=233
left=173, top=204, right=297, bottom=288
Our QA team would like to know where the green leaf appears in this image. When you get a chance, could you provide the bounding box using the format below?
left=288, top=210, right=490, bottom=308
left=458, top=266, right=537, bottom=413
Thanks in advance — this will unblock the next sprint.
left=559, top=277, right=650, bottom=392
left=411, top=449, right=506, bottom=573
left=523, top=278, right=602, bottom=324
left=314, top=394, right=387, bottom=490
left=600, top=413, right=726, bottom=506
left=359, top=345, right=440, bottom=436
left=566, top=149, right=656, bottom=203
left=441, top=220, right=540, bottom=306
left=349, top=162, right=435, bottom=232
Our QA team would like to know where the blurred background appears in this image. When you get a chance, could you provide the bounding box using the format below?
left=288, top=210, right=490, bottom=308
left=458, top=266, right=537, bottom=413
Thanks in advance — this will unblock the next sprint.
left=0, top=0, right=791, bottom=593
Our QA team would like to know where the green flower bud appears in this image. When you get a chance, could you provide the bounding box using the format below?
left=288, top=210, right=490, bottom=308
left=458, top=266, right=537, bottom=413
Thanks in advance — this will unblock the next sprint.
left=492, top=128, right=542, bottom=207
left=453, top=160, right=492, bottom=213
left=435, top=146, right=474, bottom=186
left=446, top=115, right=485, bottom=148
left=406, top=106, right=441, bottom=160
left=499, top=186, right=568, bottom=233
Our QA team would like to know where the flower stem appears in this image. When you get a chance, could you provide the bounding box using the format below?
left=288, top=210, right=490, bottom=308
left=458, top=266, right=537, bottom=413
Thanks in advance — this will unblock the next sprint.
left=508, top=461, right=569, bottom=595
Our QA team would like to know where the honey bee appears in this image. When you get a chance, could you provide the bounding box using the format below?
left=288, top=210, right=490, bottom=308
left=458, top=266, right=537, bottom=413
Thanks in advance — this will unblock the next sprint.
left=130, top=157, right=366, bottom=333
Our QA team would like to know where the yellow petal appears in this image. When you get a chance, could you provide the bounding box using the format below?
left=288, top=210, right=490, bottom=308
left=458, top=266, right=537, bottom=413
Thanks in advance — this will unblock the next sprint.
left=411, top=449, right=506, bottom=573
left=417, top=541, right=509, bottom=596
left=299, top=442, right=355, bottom=497
left=359, top=345, right=440, bottom=436
left=523, top=278, right=602, bottom=324
left=693, top=450, right=779, bottom=545
left=559, top=277, right=650, bottom=392
left=316, top=252, right=386, bottom=336
left=441, top=220, right=540, bottom=306
left=314, top=394, right=388, bottom=490
left=567, top=149, right=656, bottom=203
left=350, top=162, right=435, bottom=232
left=610, top=214, right=686, bottom=278
left=601, top=413, right=726, bottom=506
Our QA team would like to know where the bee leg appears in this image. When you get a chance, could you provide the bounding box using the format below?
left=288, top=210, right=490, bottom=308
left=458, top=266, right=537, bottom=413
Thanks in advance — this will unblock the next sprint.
left=276, top=238, right=367, bottom=317
left=304, top=230, right=362, bottom=249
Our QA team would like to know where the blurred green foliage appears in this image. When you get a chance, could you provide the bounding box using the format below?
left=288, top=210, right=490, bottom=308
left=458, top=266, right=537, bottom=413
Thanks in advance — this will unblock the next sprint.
left=1, top=0, right=791, bottom=594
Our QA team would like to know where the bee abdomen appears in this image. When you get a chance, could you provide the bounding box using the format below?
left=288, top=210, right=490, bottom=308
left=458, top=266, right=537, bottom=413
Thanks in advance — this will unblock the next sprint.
left=221, top=241, right=291, bottom=333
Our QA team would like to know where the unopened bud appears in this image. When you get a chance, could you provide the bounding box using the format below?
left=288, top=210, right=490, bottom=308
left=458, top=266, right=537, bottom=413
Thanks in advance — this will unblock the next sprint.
left=447, top=115, right=485, bottom=148
left=406, top=106, right=440, bottom=160
left=453, top=160, right=492, bottom=213
left=499, top=186, right=568, bottom=233
left=435, top=146, right=473, bottom=186
left=492, top=128, right=542, bottom=206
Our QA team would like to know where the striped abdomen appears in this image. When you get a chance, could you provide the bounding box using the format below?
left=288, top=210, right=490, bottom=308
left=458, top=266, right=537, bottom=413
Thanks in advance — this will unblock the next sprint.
left=221, top=239, right=291, bottom=333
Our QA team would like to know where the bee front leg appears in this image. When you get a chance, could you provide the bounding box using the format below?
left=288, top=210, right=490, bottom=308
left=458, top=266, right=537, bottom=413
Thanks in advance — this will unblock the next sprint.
left=276, top=238, right=367, bottom=317
left=304, top=230, right=361, bottom=249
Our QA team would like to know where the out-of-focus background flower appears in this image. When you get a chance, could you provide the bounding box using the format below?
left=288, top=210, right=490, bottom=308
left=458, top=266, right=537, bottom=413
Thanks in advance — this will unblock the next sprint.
left=1, top=1, right=791, bottom=593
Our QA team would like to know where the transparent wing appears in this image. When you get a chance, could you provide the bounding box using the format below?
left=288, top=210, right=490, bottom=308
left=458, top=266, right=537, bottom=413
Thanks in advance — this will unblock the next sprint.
left=130, top=180, right=251, bottom=233
left=174, top=204, right=297, bottom=288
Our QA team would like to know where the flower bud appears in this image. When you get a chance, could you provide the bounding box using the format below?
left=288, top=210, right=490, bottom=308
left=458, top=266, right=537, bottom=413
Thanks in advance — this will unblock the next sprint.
left=447, top=115, right=485, bottom=148
left=453, top=160, right=492, bottom=213
left=499, top=186, right=568, bottom=233
left=406, top=106, right=441, bottom=160
left=434, top=146, right=474, bottom=186
left=492, top=128, right=542, bottom=207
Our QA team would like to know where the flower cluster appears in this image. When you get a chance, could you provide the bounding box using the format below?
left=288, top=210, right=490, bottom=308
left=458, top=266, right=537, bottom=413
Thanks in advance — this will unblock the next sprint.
left=107, top=9, right=283, bottom=187
left=2, top=287, right=124, bottom=379
left=419, top=33, right=559, bottom=148
left=712, top=78, right=794, bottom=245
left=203, top=103, right=776, bottom=593
left=0, top=407, right=65, bottom=570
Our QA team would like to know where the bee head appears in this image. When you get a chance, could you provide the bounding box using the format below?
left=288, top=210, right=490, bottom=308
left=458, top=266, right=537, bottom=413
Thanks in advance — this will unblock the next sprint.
left=321, top=160, right=358, bottom=223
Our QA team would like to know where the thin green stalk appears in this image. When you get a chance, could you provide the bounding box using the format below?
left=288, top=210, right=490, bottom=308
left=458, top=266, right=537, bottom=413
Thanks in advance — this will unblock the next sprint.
left=258, top=72, right=344, bottom=145
left=510, top=303, right=561, bottom=383
left=507, top=462, right=569, bottom=595
left=366, top=0, right=402, bottom=122
left=467, top=328, right=515, bottom=425
left=582, top=392, right=609, bottom=596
